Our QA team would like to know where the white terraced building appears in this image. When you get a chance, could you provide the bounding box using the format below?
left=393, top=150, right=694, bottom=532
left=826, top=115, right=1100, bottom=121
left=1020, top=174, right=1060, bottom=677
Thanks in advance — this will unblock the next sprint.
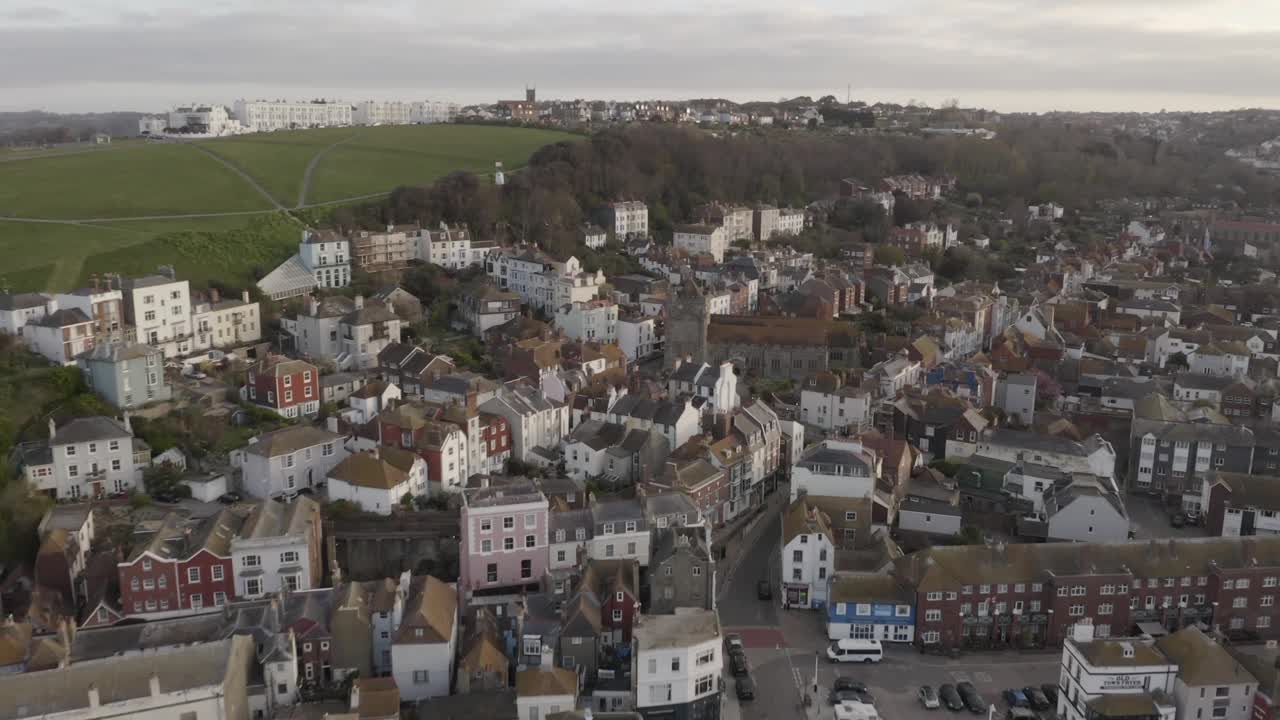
left=354, top=100, right=412, bottom=126
left=411, top=100, right=459, bottom=124
left=234, top=99, right=353, bottom=131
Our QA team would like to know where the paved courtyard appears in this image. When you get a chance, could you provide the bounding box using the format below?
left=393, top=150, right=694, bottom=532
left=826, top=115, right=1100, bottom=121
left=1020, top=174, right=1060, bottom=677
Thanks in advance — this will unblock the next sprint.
left=1125, top=493, right=1208, bottom=540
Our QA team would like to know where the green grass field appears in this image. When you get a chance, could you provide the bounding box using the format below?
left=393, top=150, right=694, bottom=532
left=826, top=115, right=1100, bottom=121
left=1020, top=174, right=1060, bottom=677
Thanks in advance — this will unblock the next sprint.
left=0, top=124, right=576, bottom=292
left=197, top=127, right=359, bottom=206
left=305, top=125, right=574, bottom=203
left=0, top=214, right=302, bottom=292
left=0, top=143, right=274, bottom=219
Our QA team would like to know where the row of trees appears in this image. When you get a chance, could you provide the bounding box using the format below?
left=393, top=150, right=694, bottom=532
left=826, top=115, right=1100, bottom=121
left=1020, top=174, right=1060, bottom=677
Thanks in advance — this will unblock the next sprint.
left=319, top=121, right=1280, bottom=269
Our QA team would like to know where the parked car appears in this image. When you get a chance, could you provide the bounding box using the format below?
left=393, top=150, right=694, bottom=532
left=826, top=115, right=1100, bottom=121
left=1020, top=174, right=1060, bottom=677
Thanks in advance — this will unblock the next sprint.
left=939, top=684, right=965, bottom=712
left=730, top=649, right=749, bottom=677
left=1039, top=684, right=1059, bottom=706
left=736, top=675, right=756, bottom=701
left=1002, top=689, right=1029, bottom=708
left=1022, top=686, right=1051, bottom=711
left=217, top=492, right=242, bottom=504
left=724, top=633, right=743, bottom=654
left=834, top=678, right=868, bottom=693
left=1184, top=508, right=1201, bottom=524
left=829, top=689, right=873, bottom=706
left=956, top=682, right=986, bottom=714
left=1171, top=512, right=1186, bottom=528
left=757, top=579, right=772, bottom=600
left=1006, top=708, right=1037, bottom=720
left=918, top=685, right=941, bottom=709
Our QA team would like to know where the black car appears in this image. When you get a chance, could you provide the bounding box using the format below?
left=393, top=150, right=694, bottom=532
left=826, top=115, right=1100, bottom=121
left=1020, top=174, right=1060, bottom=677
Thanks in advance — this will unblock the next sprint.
left=938, top=684, right=965, bottom=712
left=217, top=492, right=242, bottom=504
left=956, top=682, right=986, bottom=714
left=736, top=675, right=756, bottom=701
left=730, top=649, right=749, bottom=677
left=1022, top=686, right=1052, bottom=711
left=757, top=579, right=772, bottom=600
left=833, top=677, right=868, bottom=693
left=1171, top=512, right=1186, bottom=528
left=828, top=689, right=874, bottom=706
left=1039, top=684, right=1059, bottom=706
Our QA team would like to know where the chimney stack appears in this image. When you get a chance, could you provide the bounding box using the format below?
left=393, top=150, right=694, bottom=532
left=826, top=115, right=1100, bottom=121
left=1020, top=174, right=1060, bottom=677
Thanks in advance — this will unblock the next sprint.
left=350, top=679, right=361, bottom=710
left=242, top=289, right=251, bottom=304
left=87, top=684, right=100, bottom=708
left=308, top=295, right=319, bottom=317
left=354, top=295, right=365, bottom=310
left=149, top=673, right=161, bottom=697
left=48, top=418, right=57, bottom=439
left=209, top=288, right=221, bottom=304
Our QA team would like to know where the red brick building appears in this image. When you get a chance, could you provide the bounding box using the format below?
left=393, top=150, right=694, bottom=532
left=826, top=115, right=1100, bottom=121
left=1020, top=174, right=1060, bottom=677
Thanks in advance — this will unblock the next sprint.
left=898, top=538, right=1280, bottom=651
left=569, top=558, right=642, bottom=645
left=247, top=355, right=321, bottom=419
left=118, top=508, right=242, bottom=616
left=479, top=412, right=511, bottom=473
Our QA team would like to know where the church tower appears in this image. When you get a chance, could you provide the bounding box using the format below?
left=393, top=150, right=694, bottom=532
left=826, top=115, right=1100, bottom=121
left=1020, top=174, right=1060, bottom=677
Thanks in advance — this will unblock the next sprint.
left=664, top=280, right=709, bottom=369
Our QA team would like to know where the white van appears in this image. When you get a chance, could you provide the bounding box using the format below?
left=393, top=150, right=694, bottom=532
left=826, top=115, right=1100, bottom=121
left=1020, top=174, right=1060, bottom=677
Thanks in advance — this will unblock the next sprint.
left=826, top=639, right=884, bottom=663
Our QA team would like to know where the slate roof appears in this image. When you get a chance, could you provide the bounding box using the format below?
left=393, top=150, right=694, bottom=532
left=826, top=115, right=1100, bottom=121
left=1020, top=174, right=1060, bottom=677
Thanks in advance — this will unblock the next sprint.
left=79, top=341, right=156, bottom=363
left=244, top=425, right=342, bottom=457
left=0, top=292, right=48, bottom=311
left=566, top=419, right=628, bottom=451
left=1209, top=471, right=1280, bottom=510
left=47, top=416, right=131, bottom=447
left=238, top=496, right=319, bottom=540
left=893, top=536, right=1280, bottom=593
left=0, top=636, right=253, bottom=719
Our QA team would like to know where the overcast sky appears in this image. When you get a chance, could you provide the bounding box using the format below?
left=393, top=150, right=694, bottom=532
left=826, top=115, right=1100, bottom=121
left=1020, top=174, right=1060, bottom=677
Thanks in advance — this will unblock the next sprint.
left=3, top=0, right=1279, bottom=114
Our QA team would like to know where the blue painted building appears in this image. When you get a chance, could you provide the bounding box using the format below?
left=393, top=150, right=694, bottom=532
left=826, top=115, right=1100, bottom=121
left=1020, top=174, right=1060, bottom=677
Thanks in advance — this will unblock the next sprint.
left=826, top=574, right=916, bottom=643
left=924, top=362, right=996, bottom=406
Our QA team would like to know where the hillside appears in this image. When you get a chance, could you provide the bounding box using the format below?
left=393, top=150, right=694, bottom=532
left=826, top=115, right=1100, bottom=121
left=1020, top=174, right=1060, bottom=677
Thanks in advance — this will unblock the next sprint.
left=0, top=124, right=576, bottom=293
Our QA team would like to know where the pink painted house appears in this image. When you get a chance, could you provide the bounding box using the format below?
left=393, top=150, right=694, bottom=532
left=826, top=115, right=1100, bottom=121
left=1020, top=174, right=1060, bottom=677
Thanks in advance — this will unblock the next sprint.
left=459, top=479, right=549, bottom=603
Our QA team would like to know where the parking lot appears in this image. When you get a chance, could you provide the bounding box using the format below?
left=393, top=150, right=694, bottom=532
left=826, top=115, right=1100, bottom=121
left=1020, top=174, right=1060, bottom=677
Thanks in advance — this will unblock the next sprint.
left=728, top=608, right=1063, bottom=720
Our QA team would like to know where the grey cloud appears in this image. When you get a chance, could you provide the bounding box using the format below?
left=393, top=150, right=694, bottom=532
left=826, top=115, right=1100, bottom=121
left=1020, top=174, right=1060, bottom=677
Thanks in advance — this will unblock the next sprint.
left=1, top=1, right=1278, bottom=111
left=5, top=5, right=65, bottom=20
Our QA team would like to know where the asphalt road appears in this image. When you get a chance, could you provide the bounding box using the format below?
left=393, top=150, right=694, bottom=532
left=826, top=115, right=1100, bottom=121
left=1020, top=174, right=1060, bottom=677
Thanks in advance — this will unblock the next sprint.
left=719, top=502, right=782, bottom=629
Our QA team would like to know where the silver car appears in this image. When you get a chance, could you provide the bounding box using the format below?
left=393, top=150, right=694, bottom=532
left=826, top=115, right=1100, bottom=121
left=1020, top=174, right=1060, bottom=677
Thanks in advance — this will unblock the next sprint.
left=918, top=685, right=941, bottom=710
